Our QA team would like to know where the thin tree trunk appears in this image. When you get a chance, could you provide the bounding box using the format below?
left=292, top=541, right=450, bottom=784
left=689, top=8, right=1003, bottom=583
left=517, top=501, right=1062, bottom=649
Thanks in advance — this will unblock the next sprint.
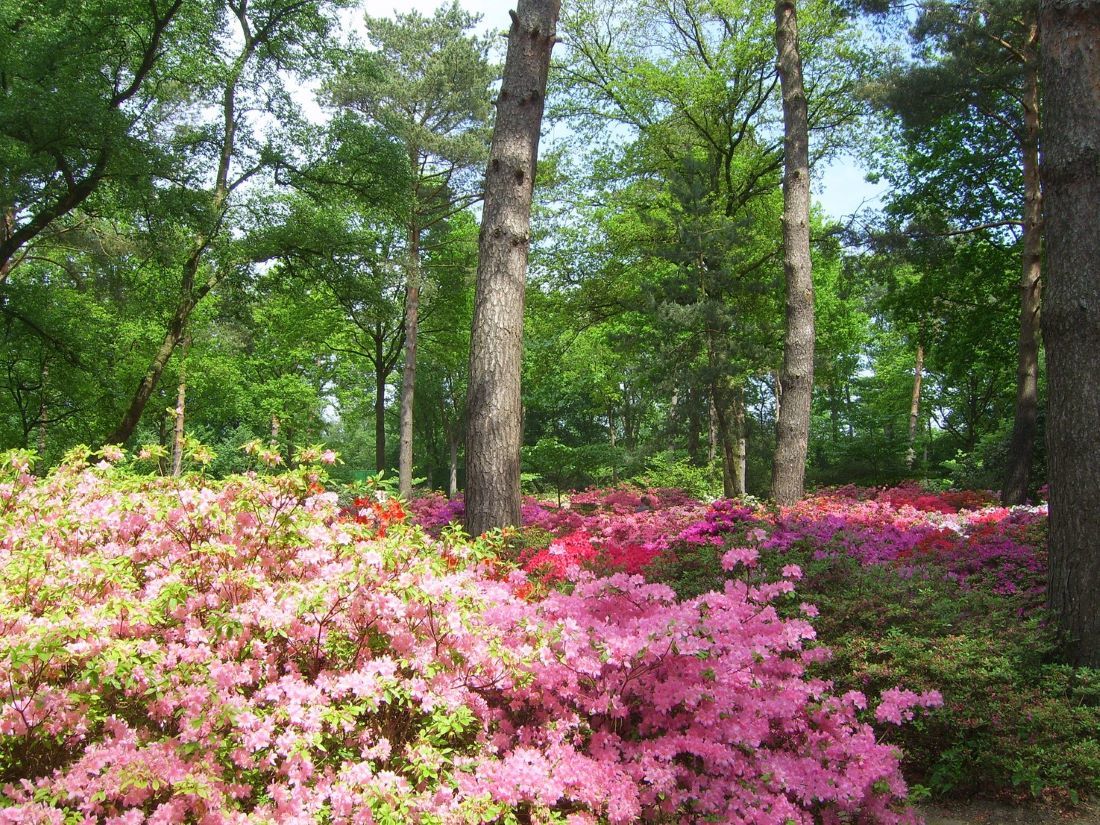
left=156, top=409, right=169, bottom=474
left=447, top=421, right=459, bottom=499
left=608, top=407, right=618, bottom=482
left=375, top=327, right=387, bottom=474
left=844, top=383, right=854, bottom=438
left=708, top=397, right=718, bottom=464
left=171, top=338, right=189, bottom=476
left=1040, top=0, right=1100, bottom=666
left=711, top=384, right=739, bottom=499
left=687, top=387, right=701, bottom=463
left=1002, top=54, right=1043, bottom=505
left=35, top=359, right=48, bottom=472
left=771, top=0, right=815, bottom=506
left=0, top=208, right=14, bottom=284
left=925, top=416, right=931, bottom=466
left=907, top=342, right=924, bottom=468
left=107, top=294, right=194, bottom=445
left=733, top=385, right=747, bottom=496
left=105, top=11, right=251, bottom=447
left=465, top=0, right=559, bottom=535
left=399, top=213, right=420, bottom=499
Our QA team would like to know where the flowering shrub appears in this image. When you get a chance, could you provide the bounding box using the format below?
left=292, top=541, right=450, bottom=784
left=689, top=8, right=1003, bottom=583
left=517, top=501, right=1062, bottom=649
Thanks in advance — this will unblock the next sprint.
left=406, top=491, right=465, bottom=534
left=410, top=481, right=1100, bottom=802
left=0, top=453, right=933, bottom=823
left=349, top=494, right=408, bottom=537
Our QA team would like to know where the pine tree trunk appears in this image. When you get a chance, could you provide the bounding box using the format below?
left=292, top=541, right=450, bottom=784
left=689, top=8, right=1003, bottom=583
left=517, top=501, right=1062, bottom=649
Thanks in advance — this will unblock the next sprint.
left=771, top=0, right=815, bottom=506
left=465, top=0, right=560, bottom=535
left=399, top=215, right=420, bottom=499
left=1040, top=0, right=1100, bottom=666
left=907, top=342, right=924, bottom=468
left=1002, top=54, right=1044, bottom=505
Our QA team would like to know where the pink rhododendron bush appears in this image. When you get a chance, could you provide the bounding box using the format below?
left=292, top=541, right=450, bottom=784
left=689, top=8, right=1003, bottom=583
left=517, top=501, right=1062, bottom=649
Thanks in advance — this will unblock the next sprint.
left=410, top=484, right=1046, bottom=600
left=0, top=452, right=935, bottom=824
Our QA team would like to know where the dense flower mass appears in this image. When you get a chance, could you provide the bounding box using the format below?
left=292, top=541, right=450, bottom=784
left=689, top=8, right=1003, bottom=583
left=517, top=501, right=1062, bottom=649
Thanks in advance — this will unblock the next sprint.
left=411, top=483, right=1047, bottom=602
left=0, top=454, right=935, bottom=823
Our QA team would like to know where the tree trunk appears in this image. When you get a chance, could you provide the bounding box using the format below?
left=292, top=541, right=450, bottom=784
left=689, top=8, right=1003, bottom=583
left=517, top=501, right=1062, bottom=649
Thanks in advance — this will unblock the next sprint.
left=907, top=342, right=924, bottom=467
left=447, top=421, right=459, bottom=499
left=399, top=214, right=420, bottom=499
left=375, top=327, right=387, bottom=474
left=1002, top=54, right=1044, bottom=505
left=465, top=0, right=560, bottom=535
left=733, top=386, right=747, bottom=495
left=0, top=208, right=14, bottom=284
left=771, top=0, right=815, bottom=506
left=171, top=338, right=189, bottom=476
left=105, top=13, right=244, bottom=448
left=35, top=359, right=48, bottom=473
left=687, top=387, right=701, bottom=463
left=107, top=293, right=195, bottom=445
left=708, top=396, right=718, bottom=464
left=712, top=390, right=735, bottom=498
left=711, top=384, right=747, bottom=498
left=1040, top=0, right=1100, bottom=666
left=608, top=407, right=618, bottom=482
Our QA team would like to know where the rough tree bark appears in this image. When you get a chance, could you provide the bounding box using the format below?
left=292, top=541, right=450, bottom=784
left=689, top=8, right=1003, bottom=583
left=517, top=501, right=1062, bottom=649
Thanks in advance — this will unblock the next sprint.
left=399, top=214, right=420, bottom=499
left=771, top=0, right=815, bottom=506
left=1002, top=51, right=1044, bottom=505
left=465, top=0, right=560, bottom=535
left=1040, top=0, right=1100, bottom=666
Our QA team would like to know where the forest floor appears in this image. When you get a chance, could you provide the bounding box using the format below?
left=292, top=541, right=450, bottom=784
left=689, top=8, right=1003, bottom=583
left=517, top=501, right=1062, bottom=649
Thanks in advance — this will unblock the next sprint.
left=918, top=801, right=1100, bottom=824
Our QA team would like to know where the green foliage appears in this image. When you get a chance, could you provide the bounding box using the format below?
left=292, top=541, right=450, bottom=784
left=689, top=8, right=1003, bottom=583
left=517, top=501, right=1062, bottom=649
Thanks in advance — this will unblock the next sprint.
left=810, top=565, right=1100, bottom=799
left=630, top=452, right=723, bottom=502
left=522, top=437, right=622, bottom=503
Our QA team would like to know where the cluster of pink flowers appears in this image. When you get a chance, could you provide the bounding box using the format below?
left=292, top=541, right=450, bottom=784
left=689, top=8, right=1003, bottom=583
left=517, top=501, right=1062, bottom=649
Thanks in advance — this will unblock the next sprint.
left=412, top=484, right=1046, bottom=603
left=0, top=455, right=931, bottom=823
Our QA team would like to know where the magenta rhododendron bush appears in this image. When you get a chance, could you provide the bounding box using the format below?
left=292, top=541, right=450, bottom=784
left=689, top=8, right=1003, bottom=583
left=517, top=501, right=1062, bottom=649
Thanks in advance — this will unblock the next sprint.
left=412, top=483, right=1046, bottom=601
left=0, top=452, right=935, bottom=824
